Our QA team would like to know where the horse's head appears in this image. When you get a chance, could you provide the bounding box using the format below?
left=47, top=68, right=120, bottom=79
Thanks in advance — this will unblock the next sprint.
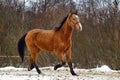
left=68, top=13, right=82, bottom=31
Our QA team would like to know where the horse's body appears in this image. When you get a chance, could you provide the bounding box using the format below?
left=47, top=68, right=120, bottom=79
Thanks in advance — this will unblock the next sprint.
left=26, top=29, right=55, bottom=51
left=18, top=13, right=82, bottom=75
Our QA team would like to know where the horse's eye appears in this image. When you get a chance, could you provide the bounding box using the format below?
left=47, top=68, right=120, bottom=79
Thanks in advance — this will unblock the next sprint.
left=73, top=18, right=75, bottom=20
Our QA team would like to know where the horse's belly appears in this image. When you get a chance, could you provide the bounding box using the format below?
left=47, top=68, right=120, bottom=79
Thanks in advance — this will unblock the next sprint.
left=35, top=39, right=54, bottom=51
left=40, top=44, right=54, bottom=51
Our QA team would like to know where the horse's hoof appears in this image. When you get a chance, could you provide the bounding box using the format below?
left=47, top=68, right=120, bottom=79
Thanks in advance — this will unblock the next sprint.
left=28, top=64, right=34, bottom=71
left=28, top=67, right=33, bottom=71
left=71, top=70, right=77, bottom=76
left=72, top=73, right=78, bottom=76
left=37, top=71, right=41, bottom=74
left=28, top=68, right=31, bottom=71
left=36, top=68, right=41, bottom=74
left=72, top=72, right=77, bottom=75
left=54, top=64, right=62, bottom=70
left=54, top=66, right=58, bottom=70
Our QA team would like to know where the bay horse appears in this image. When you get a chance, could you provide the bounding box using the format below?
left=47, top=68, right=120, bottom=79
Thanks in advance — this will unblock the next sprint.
left=18, top=13, right=82, bottom=75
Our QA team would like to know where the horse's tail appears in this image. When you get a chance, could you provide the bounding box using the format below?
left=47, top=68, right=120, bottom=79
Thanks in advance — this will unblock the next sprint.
left=18, top=33, right=27, bottom=63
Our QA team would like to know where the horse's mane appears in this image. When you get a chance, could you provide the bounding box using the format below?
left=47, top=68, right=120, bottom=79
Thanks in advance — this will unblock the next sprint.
left=54, top=15, right=68, bottom=31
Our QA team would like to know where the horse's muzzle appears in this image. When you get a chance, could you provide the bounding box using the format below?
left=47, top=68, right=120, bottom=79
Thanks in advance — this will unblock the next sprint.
left=79, top=23, right=82, bottom=31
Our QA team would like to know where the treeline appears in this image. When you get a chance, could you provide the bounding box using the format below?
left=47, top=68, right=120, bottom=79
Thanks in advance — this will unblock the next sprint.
left=0, top=0, right=120, bottom=70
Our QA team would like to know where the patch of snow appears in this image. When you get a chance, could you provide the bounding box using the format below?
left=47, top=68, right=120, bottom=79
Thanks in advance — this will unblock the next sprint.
left=0, top=66, right=26, bottom=71
left=0, top=66, right=120, bottom=80
left=96, top=65, right=113, bottom=72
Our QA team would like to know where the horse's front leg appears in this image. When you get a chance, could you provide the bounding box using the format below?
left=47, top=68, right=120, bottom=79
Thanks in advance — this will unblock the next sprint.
left=54, top=51, right=66, bottom=70
left=65, top=49, right=77, bottom=75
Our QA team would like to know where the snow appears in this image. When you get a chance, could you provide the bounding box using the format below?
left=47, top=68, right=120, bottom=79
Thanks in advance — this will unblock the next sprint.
left=96, top=65, right=113, bottom=72
left=0, top=65, right=120, bottom=80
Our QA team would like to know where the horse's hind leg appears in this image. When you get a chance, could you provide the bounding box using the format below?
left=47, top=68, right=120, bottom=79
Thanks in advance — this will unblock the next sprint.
left=28, top=58, right=34, bottom=71
left=54, top=51, right=66, bottom=70
left=30, top=52, right=41, bottom=74
left=28, top=46, right=41, bottom=74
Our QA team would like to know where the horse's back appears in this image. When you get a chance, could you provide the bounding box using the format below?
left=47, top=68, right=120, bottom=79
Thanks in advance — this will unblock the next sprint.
left=26, top=29, right=54, bottom=39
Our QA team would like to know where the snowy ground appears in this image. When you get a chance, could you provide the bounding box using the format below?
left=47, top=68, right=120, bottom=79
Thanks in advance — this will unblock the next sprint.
left=0, top=65, right=120, bottom=80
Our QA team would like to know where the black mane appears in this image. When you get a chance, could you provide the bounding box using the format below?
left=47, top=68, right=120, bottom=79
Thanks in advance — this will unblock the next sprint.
left=55, top=15, right=68, bottom=31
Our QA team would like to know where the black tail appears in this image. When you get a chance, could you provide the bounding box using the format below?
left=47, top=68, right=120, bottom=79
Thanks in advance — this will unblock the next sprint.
left=18, top=33, right=27, bottom=62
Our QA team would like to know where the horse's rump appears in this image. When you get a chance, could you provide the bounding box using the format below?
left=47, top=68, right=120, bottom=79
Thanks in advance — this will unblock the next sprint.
left=25, top=29, right=55, bottom=51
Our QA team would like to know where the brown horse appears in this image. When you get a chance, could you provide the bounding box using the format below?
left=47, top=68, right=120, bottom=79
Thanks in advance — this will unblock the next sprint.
left=18, top=13, right=82, bottom=75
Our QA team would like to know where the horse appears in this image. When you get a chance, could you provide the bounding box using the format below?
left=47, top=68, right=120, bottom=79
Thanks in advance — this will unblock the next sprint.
left=18, top=13, right=82, bottom=75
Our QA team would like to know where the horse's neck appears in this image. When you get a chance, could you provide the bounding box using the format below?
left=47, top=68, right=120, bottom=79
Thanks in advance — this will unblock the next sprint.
left=59, top=21, right=73, bottom=40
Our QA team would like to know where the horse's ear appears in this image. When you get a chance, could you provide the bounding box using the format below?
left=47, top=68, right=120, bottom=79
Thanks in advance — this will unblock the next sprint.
left=68, top=13, right=73, bottom=18
left=68, top=10, right=78, bottom=17
left=68, top=13, right=76, bottom=18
